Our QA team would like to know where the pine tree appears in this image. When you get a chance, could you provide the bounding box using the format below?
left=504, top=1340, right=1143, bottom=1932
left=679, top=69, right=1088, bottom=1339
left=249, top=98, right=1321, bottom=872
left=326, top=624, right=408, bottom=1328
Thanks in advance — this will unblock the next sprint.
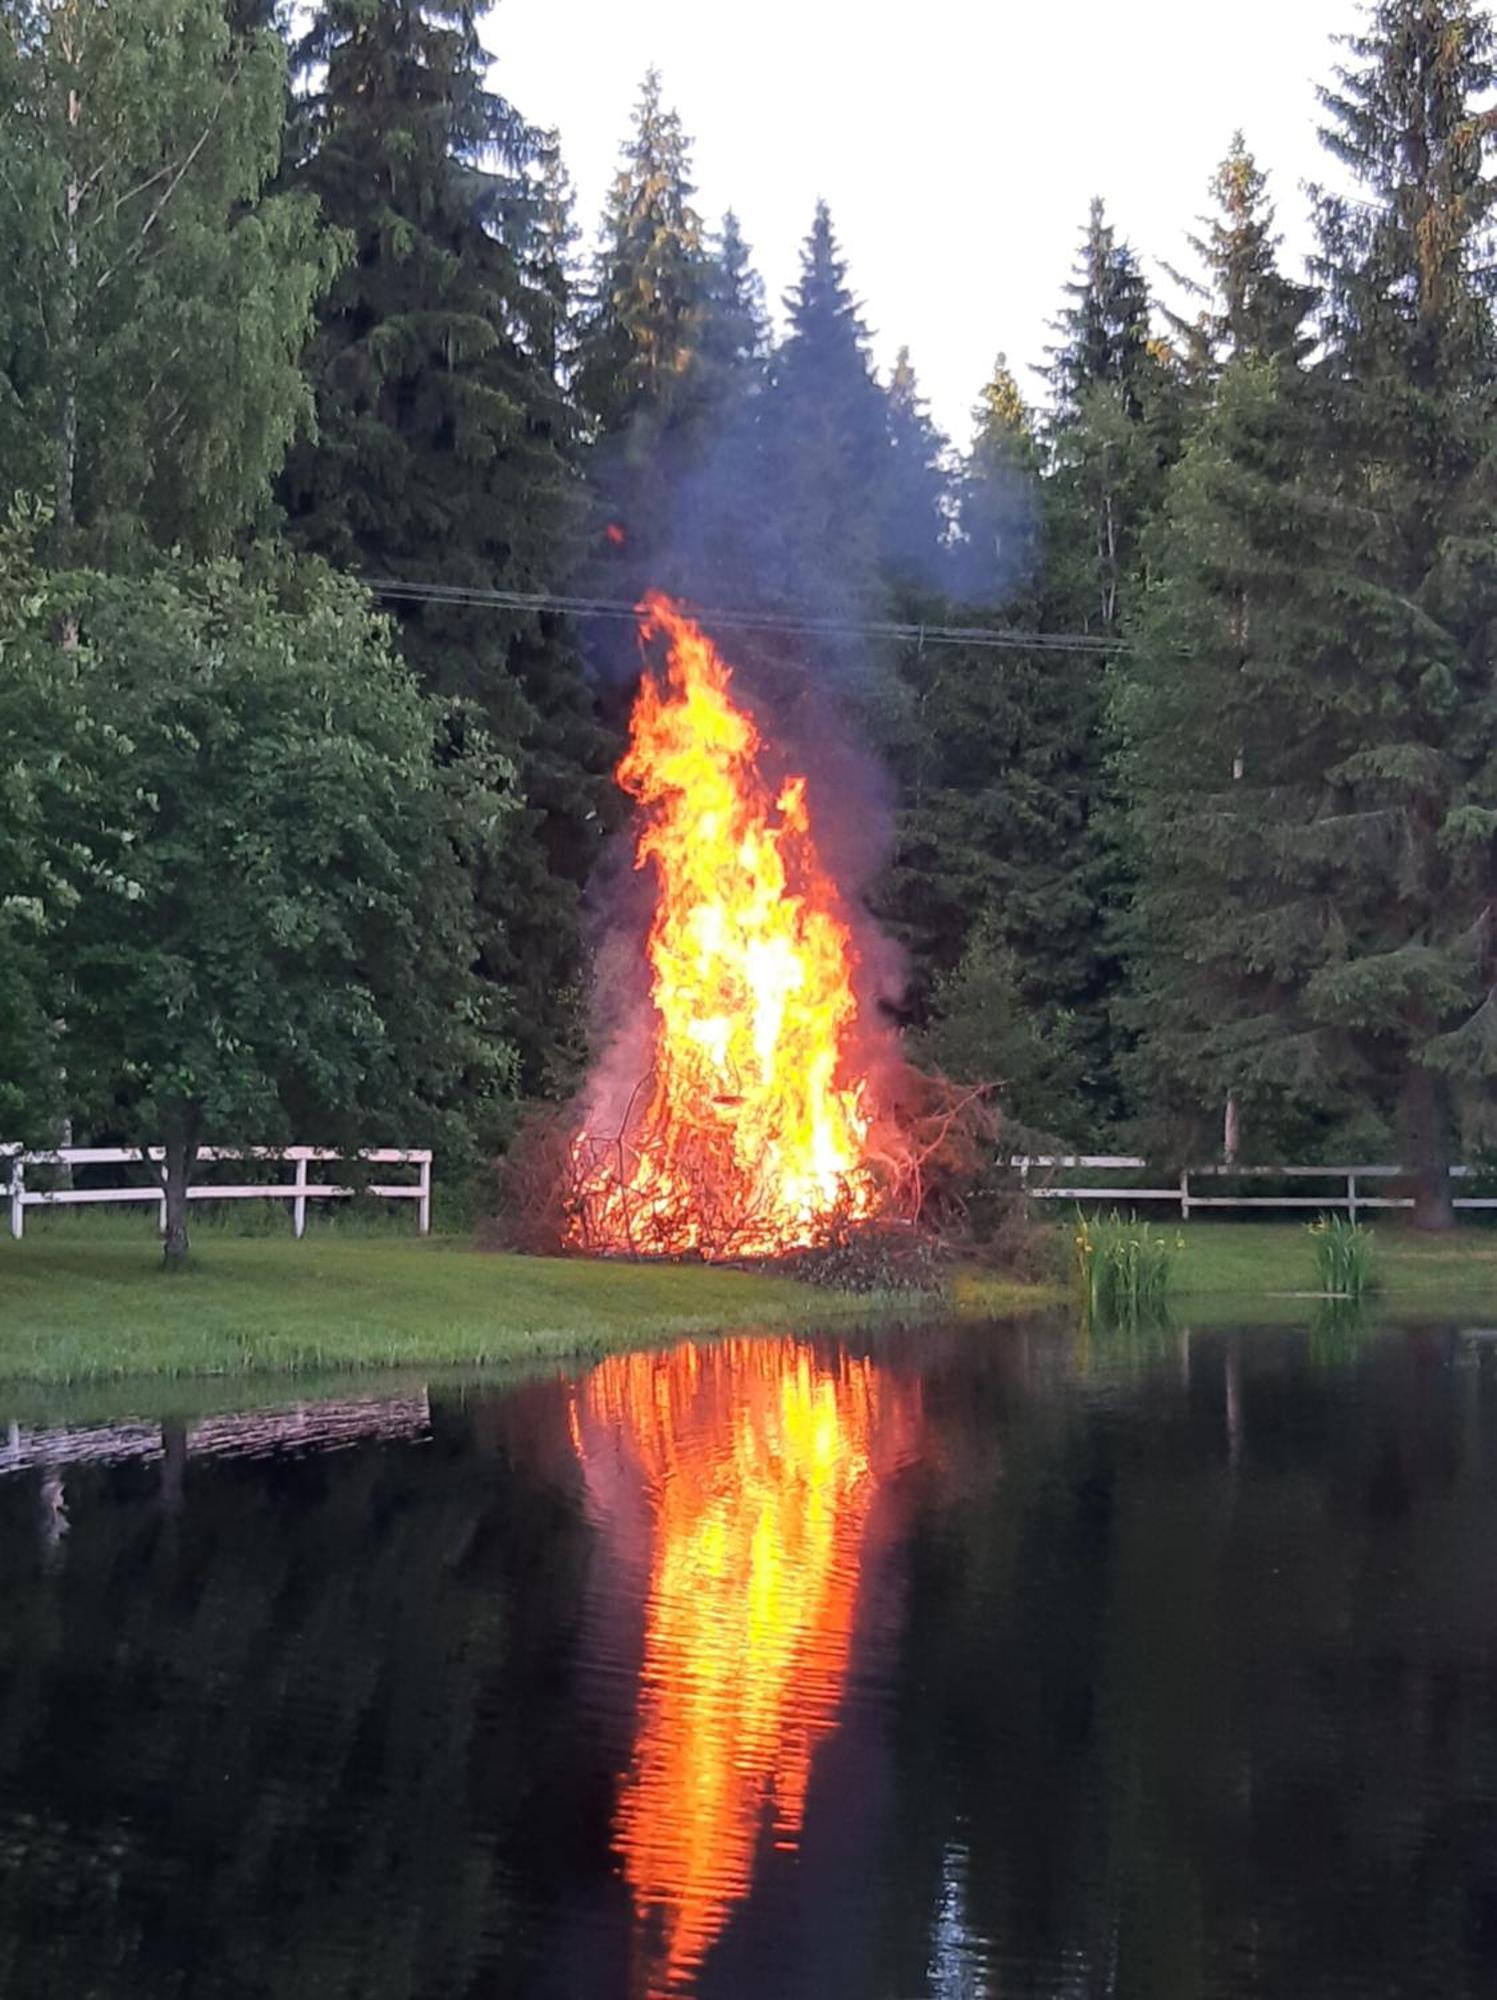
left=1127, top=0, right=1497, bottom=1224
left=281, top=0, right=609, bottom=1095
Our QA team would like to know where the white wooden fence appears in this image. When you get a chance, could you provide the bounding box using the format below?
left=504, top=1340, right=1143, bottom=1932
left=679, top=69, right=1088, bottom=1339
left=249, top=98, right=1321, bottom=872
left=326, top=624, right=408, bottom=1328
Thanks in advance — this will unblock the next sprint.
left=3, top=1145, right=432, bottom=1241
left=1014, top=1158, right=1497, bottom=1221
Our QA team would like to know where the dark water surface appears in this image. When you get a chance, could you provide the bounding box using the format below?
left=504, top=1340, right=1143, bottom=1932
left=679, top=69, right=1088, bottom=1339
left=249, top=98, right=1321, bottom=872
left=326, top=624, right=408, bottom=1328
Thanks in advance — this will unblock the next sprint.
left=4, top=1316, right=1497, bottom=1999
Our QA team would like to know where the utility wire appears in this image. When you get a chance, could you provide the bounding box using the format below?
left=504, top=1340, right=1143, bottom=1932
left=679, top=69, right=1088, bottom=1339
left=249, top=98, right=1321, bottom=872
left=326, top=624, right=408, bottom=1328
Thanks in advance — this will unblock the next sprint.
left=363, top=577, right=1125, bottom=657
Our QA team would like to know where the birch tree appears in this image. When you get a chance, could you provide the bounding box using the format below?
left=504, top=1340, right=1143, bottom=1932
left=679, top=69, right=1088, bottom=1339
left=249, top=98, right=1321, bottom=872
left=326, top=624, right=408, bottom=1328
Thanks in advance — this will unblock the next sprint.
left=0, top=0, right=335, bottom=559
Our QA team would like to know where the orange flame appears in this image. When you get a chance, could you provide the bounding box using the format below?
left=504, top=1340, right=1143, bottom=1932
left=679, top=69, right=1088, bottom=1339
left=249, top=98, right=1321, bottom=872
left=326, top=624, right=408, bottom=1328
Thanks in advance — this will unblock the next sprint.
left=572, top=1339, right=919, bottom=1994
left=571, top=592, right=896, bottom=1258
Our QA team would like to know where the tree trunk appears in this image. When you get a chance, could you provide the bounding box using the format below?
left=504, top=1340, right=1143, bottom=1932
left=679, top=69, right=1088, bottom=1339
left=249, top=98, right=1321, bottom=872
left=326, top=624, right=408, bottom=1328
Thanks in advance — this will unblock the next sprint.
left=160, top=1112, right=200, bottom=1269
left=1399, top=1063, right=1455, bottom=1233
left=54, top=49, right=82, bottom=645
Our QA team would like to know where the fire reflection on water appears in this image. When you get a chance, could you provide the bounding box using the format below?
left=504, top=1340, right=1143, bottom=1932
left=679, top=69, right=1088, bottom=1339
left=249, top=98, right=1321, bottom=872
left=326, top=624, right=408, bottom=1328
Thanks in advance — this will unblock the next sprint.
left=572, top=1339, right=919, bottom=1995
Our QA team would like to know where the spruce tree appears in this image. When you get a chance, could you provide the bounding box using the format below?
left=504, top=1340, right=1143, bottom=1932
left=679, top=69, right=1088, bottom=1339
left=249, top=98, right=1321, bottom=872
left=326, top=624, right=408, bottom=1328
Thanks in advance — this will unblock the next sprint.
left=700, top=209, right=768, bottom=395
left=663, top=208, right=772, bottom=604
left=574, top=66, right=711, bottom=592
left=1021, top=203, right=1178, bottom=1129
left=1048, top=197, right=1154, bottom=419
left=529, top=128, right=581, bottom=386
left=882, top=347, right=948, bottom=588
left=1127, top=0, right=1497, bottom=1224
left=281, top=0, right=608, bottom=1095
left=957, top=354, right=1041, bottom=602
left=1122, top=140, right=1318, bottom=1163
left=1122, top=353, right=1325, bottom=1157
left=576, top=67, right=706, bottom=435
left=1046, top=198, right=1177, bottom=634
left=760, top=200, right=891, bottom=615
left=877, top=359, right=1119, bottom=1138
left=1163, top=133, right=1313, bottom=384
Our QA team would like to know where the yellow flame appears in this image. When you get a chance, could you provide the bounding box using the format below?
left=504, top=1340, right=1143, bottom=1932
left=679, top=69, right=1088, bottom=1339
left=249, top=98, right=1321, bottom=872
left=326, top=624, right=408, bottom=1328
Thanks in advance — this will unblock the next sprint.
left=571, top=593, right=885, bottom=1258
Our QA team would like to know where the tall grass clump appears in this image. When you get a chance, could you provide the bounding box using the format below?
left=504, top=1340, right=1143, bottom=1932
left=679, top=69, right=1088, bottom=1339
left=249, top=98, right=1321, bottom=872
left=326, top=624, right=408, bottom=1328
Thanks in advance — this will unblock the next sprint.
left=1074, top=1211, right=1179, bottom=1321
left=1309, top=1215, right=1377, bottom=1298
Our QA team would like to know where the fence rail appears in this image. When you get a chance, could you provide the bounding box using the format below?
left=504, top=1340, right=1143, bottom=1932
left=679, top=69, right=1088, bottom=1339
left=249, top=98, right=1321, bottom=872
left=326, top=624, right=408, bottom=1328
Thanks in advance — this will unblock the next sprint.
left=3, top=1145, right=432, bottom=1241
left=1012, top=1158, right=1497, bottom=1222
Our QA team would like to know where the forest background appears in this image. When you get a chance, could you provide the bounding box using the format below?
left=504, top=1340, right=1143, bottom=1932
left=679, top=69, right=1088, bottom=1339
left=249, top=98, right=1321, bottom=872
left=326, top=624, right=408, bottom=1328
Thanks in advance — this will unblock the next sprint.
left=2, top=0, right=1494, bottom=1241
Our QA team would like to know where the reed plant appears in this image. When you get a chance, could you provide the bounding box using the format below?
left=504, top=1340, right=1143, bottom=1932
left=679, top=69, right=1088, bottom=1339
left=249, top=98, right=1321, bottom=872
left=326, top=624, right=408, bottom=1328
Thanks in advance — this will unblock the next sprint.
left=1308, top=1215, right=1378, bottom=1298
left=1074, top=1210, right=1180, bottom=1321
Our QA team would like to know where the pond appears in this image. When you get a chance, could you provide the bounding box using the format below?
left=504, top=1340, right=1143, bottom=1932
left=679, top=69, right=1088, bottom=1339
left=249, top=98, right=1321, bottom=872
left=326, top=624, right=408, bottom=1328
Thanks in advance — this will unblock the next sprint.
left=3, top=1313, right=1497, bottom=1998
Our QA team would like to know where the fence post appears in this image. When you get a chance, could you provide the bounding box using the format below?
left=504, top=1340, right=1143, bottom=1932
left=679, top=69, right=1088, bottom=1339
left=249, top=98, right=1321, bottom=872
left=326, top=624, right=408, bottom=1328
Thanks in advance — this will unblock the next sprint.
left=1348, top=1171, right=1358, bottom=1224
left=293, top=1154, right=308, bottom=1240
left=417, top=1153, right=432, bottom=1236
left=1180, top=1168, right=1192, bottom=1222
left=7, top=1154, right=23, bottom=1241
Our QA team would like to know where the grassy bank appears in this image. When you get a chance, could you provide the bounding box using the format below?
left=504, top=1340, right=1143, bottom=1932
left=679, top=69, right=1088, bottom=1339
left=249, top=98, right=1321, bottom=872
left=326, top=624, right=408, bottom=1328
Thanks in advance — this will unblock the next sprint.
left=953, top=1218, right=1497, bottom=1320
left=2, top=1216, right=1488, bottom=1393
left=1168, top=1220, right=1497, bottom=1308
left=0, top=1232, right=911, bottom=1386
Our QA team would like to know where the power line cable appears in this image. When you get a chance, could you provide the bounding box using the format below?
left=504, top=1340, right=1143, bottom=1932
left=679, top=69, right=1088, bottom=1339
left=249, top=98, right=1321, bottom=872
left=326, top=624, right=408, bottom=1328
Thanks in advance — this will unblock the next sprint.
left=362, top=577, right=1126, bottom=656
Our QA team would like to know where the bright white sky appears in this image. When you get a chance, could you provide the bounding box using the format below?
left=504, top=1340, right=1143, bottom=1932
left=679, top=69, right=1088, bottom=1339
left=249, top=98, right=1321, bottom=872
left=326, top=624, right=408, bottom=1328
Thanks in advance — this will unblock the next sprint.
left=486, top=0, right=1361, bottom=447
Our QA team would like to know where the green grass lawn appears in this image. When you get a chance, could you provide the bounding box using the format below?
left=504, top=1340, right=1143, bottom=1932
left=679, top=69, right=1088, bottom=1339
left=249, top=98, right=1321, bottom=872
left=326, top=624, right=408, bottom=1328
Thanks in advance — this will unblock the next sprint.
left=0, top=1229, right=905, bottom=1386
left=1167, top=1219, right=1497, bottom=1306
left=953, top=1217, right=1496, bottom=1320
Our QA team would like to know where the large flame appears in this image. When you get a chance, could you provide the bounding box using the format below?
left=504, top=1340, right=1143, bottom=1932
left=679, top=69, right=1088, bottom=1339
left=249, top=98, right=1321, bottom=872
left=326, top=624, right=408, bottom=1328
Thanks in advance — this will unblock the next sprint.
left=572, top=1339, right=920, bottom=1994
left=571, top=592, right=893, bottom=1259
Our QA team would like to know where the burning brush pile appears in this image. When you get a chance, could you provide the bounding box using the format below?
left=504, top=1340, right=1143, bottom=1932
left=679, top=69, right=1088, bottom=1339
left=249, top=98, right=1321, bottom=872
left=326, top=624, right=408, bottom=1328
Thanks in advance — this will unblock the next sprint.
left=513, top=593, right=993, bottom=1275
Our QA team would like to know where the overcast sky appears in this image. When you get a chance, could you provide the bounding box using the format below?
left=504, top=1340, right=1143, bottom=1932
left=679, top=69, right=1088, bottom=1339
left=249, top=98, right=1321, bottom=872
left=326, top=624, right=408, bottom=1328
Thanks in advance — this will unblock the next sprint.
left=486, top=0, right=1362, bottom=446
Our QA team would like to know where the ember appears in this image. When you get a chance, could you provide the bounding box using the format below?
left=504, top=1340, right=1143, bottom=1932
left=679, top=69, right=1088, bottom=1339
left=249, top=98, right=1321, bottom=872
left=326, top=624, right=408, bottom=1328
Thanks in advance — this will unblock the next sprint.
left=567, top=593, right=911, bottom=1260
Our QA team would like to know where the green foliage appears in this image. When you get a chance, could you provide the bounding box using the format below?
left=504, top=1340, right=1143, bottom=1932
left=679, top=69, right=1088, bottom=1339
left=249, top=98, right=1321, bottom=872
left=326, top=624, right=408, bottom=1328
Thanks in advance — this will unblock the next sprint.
left=282, top=0, right=611, bottom=1093
left=917, top=919, right=1089, bottom=1142
left=760, top=200, right=893, bottom=615
left=0, top=0, right=336, bottom=557
left=0, top=507, right=72, bottom=1138
left=575, top=68, right=710, bottom=458
left=1308, top=1215, right=1378, bottom=1298
left=5, top=0, right=1493, bottom=1245
left=882, top=347, right=948, bottom=587
left=957, top=354, right=1041, bottom=600
left=1162, top=132, right=1315, bottom=386
left=1125, top=1, right=1497, bottom=1216
left=15, top=556, right=517, bottom=1237
left=1073, top=1210, right=1181, bottom=1321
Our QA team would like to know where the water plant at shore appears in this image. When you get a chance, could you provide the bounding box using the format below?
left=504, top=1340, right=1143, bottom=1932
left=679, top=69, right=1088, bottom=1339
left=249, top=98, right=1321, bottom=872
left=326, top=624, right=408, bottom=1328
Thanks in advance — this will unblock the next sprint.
left=1073, top=1211, right=1180, bottom=1321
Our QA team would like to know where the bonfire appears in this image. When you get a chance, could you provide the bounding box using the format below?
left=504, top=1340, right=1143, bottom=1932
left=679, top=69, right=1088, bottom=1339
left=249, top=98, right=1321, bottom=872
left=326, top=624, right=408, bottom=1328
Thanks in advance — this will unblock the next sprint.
left=557, top=593, right=986, bottom=1264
